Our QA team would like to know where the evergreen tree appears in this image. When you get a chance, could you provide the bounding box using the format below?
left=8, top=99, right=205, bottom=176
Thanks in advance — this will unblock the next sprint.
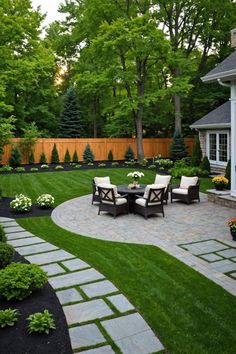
left=64, top=148, right=71, bottom=163
left=9, top=146, right=22, bottom=166
left=200, top=156, right=211, bottom=174
left=83, top=144, right=94, bottom=163
left=124, top=146, right=134, bottom=161
left=72, top=150, right=79, bottom=163
left=51, top=144, right=60, bottom=163
left=40, top=152, right=47, bottom=164
left=170, top=130, right=187, bottom=160
left=59, top=87, right=84, bottom=137
left=225, top=159, right=231, bottom=188
left=191, top=136, right=202, bottom=166
left=108, top=150, right=113, bottom=161
left=29, top=151, right=35, bottom=165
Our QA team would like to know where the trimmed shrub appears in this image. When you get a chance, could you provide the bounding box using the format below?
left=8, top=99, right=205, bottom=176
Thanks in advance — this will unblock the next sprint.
left=191, top=136, right=202, bottom=166
left=0, top=242, right=14, bottom=269
left=9, top=146, right=22, bottom=167
left=0, top=165, right=13, bottom=172
left=200, top=156, right=211, bottom=174
left=0, top=225, right=6, bottom=242
left=108, top=150, right=113, bottom=161
left=169, top=166, right=208, bottom=178
left=15, top=166, right=25, bottom=173
left=64, top=148, right=71, bottom=163
left=39, top=152, right=47, bottom=164
left=29, top=151, right=35, bottom=165
left=10, top=194, right=32, bottom=212
left=51, top=143, right=59, bottom=164
left=0, top=309, right=19, bottom=328
left=0, top=263, right=48, bottom=300
left=72, top=150, right=79, bottom=163
left=225, top=159, right=231, bottom=188
left=37, top=194, right=54, bottom=208
left=124, top=145, right=134, bottom=161
left=83, top=144, right=94, bottom=163
left=170, top=130, right=187, bottom=160
left=27, top=309, right=56, bottom=334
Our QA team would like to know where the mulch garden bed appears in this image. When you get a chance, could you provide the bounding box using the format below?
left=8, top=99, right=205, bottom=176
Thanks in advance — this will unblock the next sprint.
left=0, top=253, right=72, bottom=354
left=0, top=197, right=53, bottom=219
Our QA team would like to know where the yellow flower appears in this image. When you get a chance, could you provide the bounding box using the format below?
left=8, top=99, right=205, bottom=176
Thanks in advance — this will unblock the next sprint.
left=212, top=176, right=229, bottom=185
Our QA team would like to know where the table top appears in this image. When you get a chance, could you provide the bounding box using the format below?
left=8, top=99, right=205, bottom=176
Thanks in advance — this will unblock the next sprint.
left=117, top=184, right=146, bottom=195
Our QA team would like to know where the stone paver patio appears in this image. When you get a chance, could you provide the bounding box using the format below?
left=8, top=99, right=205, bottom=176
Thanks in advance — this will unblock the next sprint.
left=51, top=193, right=236, bottom=296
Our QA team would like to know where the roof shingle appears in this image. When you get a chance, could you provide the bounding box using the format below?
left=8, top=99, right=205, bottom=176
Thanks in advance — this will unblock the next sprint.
left=191, top=101, right=230, bottom=128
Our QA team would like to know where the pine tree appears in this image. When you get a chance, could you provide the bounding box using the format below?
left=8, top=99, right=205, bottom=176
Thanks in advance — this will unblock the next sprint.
left=191, top=136, right=202, bottom=166
left=225, top=159, right=231, bottom=188
left=51, top=144, right=60, bottom=164
left=170, top=130, right=187, bottom=160
left=29, top=151, right=35, bottom=165
left=108, top=150, right=113, bottom=161
left=124, top=145, right=134, bottom=161
left=40, top=152, right=47, bottom=164
left=9, top=146, right=22, bottom=166
left=64, top=148, right=71, bottom=163
left=72, top=150, right=79, bottom=163
left=83, top=144, right=94, bottom=163
left=58, top=87, right=84, bottom=137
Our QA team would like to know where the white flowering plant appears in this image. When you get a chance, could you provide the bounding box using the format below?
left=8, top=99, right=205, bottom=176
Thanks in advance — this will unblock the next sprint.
left=37, top=194, right=55, bottom=208
left=127, top=171, right=144, bottom=181
left=10, top=194, right=32, bottom=212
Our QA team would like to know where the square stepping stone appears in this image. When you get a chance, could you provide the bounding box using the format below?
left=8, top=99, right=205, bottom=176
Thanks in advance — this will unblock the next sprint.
left=15, top=242, right=58, bottom=256
left=62, top=258, right=89, bottom=271
left=7, top=231, right=35, bottom=240
left=25, top=250, right=74, bottom=265
left=210, top=259, right=236, bottom=273
left=107, top=294, right=134, bottom=312
left=63, top=299, right=113, bottom=325
left=8, top=236, right=45, bottom=247
left=200, top=253, right=223, bottom=262
left=80, top=346, right=115, bottom=354
left=40, top=263, right=66, bottom=277
left=2, top=221, right=19, bottom=228
left=183, top=240, right=226, bottom=255
left=56, top=288, right=82, bottom=305
left=81, top=280, right=118, bottom=298
left=69, top=324, right=106, bottom=349
left=4, top=226, right=25, bottom=233
left=101, top=313, right=163, bottom=354
left=49, top=269, right=104, bottom=289
left=217, top=249, right=236, bottom=258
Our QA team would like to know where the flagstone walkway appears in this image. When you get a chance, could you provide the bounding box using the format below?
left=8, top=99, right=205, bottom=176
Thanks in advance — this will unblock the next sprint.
left=51, top=193, right=236, bottom=296
left=1, top=217, right=164, bottom=354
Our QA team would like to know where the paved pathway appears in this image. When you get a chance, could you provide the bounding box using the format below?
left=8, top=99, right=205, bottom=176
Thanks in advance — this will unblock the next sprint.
left=0, top=217, right=164, bottom=354
left=51, top=194, right=236, bottom=296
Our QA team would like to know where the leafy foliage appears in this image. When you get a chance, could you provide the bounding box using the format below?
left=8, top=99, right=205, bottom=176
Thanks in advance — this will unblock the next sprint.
left=9, top=146, right=22, bottom=166
left=170, top=166, right=209, bottom=178
left=191, top=136, right=202, bottom=166
left=51, top=143, right=59, bottom=164
left=64, top=148, right=71, bottom=163
left=10, top=194, right=32, bottom=212
left=0, top=117, right=16, bottom=161
left=37, top=194, right=55, bottom=208
left=0, top=309, right=19, bottom=328
left=0, top=242, right=14, bottom=269
left=124, top=146, right=134, bottom=161
left=0, top=263, right=48, bottom=301
left=19, top=122, right=40, bottom=162
left=0, top=225, right=6, bottom=243
left=83, top=144, right=94, bottom=163
left=27, top=309, right=56, bottom=334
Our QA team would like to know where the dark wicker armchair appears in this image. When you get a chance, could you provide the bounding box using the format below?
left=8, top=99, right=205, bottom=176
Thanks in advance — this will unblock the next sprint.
left=170, top=176, right=200, bottom=204
left=154, top=174, right=171, bottom=204
left=97, top=185, right=128, bottom=218
left=134, top=186, right=165, bottom=219
left=92, top=176, right=111, bottom=204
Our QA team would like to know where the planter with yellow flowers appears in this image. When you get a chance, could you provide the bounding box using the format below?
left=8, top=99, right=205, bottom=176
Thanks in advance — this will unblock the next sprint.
left=212, top=176, right=229, bottom=191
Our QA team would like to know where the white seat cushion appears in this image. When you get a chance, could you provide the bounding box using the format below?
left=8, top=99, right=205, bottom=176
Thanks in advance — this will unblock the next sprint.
left=180, top=176, right=198, bottom=189
left=103, top=198, right=127, bottom=205
left=154, top=174, right=171, bottom=187
left=143, top=184, right=165, bottom=199
left=94, top=176, right=111, bottom=186
left=172, top=188, right=188, bottom=195
left=98, top=183, right=119, bottom=198
left=135, top=198, right=160, bottom=207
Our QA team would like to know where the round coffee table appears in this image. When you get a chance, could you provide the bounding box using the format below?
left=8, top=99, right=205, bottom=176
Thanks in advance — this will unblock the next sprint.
left=117, top=184, right=146, bottom=212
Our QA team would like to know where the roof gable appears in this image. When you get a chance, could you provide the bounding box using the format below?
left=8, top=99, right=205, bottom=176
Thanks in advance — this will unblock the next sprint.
left=191, top=101, right=230, bottom=129
left=202, top=51, right=236, bottom=83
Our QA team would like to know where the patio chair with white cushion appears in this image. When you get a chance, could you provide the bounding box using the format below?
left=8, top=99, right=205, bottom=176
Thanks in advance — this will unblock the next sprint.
left=134, top=184, right=165, bottom=219
left=97, top=184, right=128, bottom=218
left=170, top=176, right=200, bottom=204
left=92, top=176, right=111, bottom=204
left=154, top=174, right=171, bottom=204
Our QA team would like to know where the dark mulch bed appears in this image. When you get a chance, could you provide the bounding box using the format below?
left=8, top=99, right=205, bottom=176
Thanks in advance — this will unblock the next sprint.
left=0, top=197, right=53, bottom=219
left=0, top=253, right=72, bottom=354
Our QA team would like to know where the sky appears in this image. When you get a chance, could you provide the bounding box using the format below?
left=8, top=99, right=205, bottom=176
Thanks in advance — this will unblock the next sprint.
left=31, top=0, right=65, bottom=26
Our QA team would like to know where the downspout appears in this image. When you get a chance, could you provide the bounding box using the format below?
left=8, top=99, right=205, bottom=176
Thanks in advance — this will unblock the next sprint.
left=217, top=78, right=231, bottom=88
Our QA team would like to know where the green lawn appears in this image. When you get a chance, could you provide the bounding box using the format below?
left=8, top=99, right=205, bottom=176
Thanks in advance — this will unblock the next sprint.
left=2, top=169, right=234, bottom=354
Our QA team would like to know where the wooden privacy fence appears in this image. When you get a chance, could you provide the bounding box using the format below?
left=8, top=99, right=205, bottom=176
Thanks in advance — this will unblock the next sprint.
left=2, top=137, right=195, bottom=164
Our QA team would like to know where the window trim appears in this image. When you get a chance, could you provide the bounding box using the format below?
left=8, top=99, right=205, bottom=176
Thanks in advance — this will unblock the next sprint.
left=206, top=130, right=229, bottom=166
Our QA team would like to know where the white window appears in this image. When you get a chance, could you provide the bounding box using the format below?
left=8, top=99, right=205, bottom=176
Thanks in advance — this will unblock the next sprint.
left=207, top=131, right=229, bottom=166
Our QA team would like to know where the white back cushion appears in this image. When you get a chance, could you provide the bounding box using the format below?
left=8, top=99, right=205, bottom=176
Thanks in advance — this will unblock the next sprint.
left=94, top=176, right=110, bottom=185
left=143, top=184, right=165, bottom=199
left=154, top=174, right=171, bottom=187
left=180, top=176, right=198, bottom=189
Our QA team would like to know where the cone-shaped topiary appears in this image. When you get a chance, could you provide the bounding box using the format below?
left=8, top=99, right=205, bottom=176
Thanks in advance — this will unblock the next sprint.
left=170, top=129, right=187, bottom=160
left=124, top=145, right=134, bottom=161
left=0, top=226, right=6, bottom=243
left=9, top=146, right=22, bottom=166
left=225, top=159, right=231, bottom=188
left=64, top=148, right=71, bottom=163
left=51, top=144, right=59, bottom=164
left=200, top=156, right=211, bottom=174
left=72, top=150, right=79, bottom=163
left=39, top=152, right=47, bottom=164
left=108, top=150, right=113, bottom=161
left=29, top=151, right=35, bottom=165
left=83, top=144, right=94, bottom=163
left=191, top=136, right=202, bottom=166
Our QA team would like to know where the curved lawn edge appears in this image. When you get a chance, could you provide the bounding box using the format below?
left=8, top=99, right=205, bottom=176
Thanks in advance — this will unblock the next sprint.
left=18, top=216, right=236, bottom=354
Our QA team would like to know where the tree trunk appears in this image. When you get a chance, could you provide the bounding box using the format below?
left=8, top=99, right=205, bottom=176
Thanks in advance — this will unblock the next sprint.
left=135, top=109, right=144, bottom=161
left=173, top=93, right=182, bottom=134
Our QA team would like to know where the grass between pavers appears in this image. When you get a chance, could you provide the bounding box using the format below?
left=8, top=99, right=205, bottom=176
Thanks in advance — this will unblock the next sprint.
left=0, top=168, right=213, bottom=205
left=18, top=216, right=236, bottom=354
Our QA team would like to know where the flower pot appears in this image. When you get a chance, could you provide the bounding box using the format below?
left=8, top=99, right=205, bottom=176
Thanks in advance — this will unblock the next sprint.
left=214, top=184, right=225, bottom=191
left=230, top=229, right=236, bottom=241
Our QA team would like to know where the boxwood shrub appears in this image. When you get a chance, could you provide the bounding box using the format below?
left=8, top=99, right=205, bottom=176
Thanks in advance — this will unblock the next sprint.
left=0, top=263, right=48, bottom=300
left=0, top=242, right=14, bottom=269
left=0, top=225, right=6, bottom=242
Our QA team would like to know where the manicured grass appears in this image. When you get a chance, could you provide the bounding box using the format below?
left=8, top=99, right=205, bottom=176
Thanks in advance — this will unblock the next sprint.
left=0, top=168, right=213, bottom=205
left=19, top=216, right=236, bottom=354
